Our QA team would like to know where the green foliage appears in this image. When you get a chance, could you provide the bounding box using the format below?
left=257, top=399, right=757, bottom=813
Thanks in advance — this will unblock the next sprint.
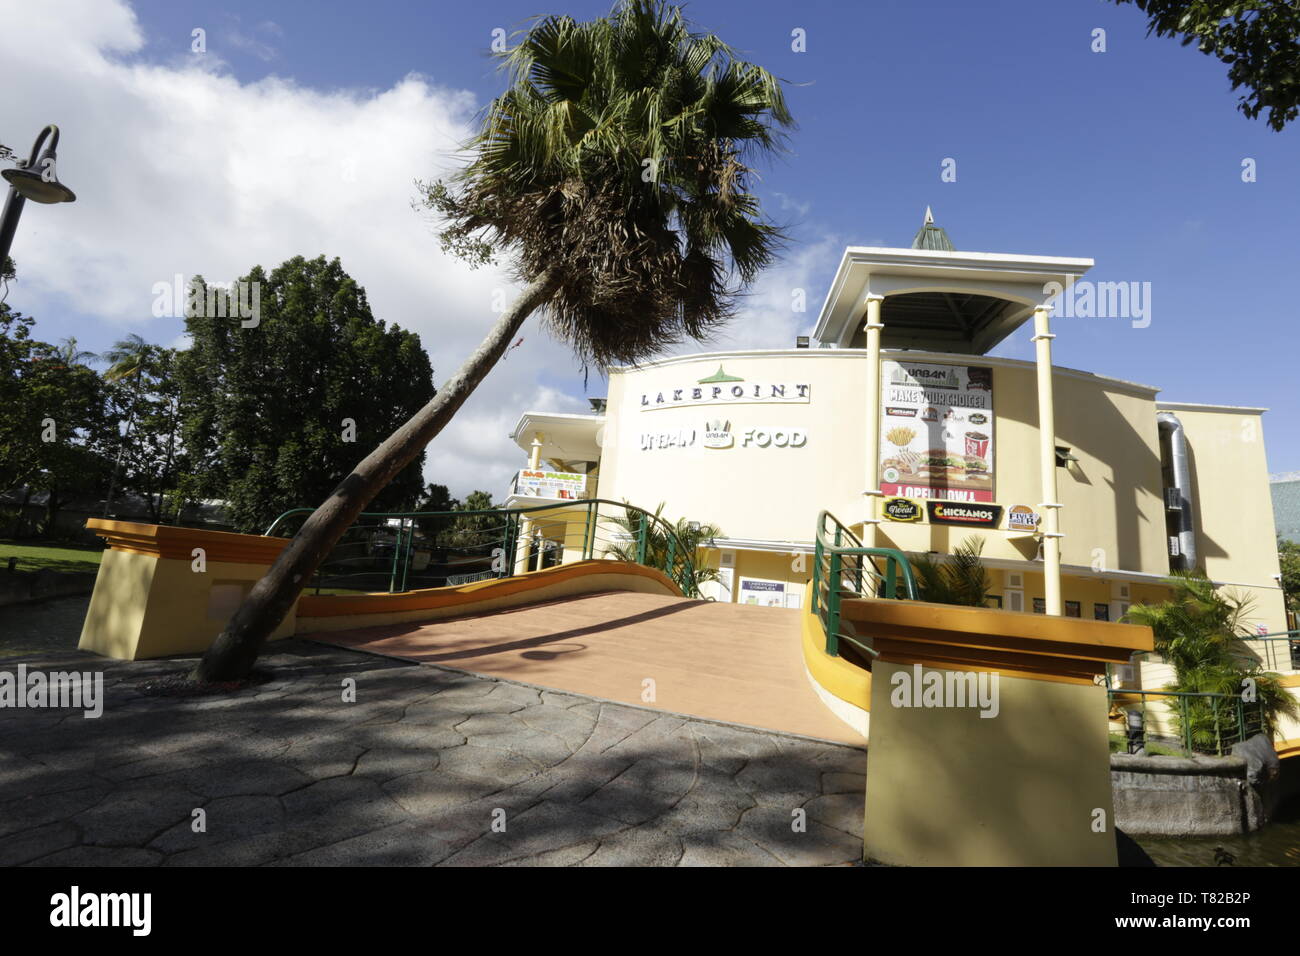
left=1124, top=573, right=1299, bottom=752
left=0, top=306, right=109, bottom=512
left=102, top=342, right=189, bottom=523
left=414, top=482, right=458, bottom=539
left=911, top=537, right=990, bottom=607
left=438, top=490, right=501, bottom=551
left=1112, top=0, right=1300, bottom=130
left=175, top=256, right=436, bottom=532
left=1278, top=539, right=1300, bottom=616
left=602, top=501, right=718, bottom=596
left=418, top=0, right=794, bottom=370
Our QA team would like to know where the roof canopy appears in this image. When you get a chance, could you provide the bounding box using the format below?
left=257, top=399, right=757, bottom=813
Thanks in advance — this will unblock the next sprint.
left=511, top=412, right=604, bottom=466
left=813, top=211, right=1093, bottom=355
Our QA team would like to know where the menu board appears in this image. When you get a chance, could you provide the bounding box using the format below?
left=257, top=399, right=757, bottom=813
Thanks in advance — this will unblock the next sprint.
left=879, top=361, right=995, bottom=503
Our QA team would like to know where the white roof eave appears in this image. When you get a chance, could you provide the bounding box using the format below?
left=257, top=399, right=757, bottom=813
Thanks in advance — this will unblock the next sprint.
left=812, top=245, right=1095, bottom=345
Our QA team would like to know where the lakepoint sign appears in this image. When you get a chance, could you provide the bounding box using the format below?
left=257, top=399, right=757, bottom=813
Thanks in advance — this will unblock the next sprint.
left=640, top=365, right=810, bottom=410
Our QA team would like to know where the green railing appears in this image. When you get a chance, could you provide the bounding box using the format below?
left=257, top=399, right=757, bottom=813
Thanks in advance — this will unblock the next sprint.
left=811, top=510, right=917, bottom=660
left=263, top=498, right=699, bottom=596
left=1105, top=686, right=1267, bottom=757
left=1233, top=631, right=1300, bottom=672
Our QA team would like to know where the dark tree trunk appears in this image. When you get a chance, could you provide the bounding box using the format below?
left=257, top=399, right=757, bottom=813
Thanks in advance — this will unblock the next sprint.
left=194, top=271, right=558, bottom=682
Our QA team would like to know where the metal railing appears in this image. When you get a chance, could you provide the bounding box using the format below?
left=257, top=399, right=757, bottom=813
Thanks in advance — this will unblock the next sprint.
left=811, top=510, right=918, bottom=660
left=264, top=498, right=699, bottom=596
left=1233, top=631, right=1300, bottom=672
left=1106, top=686, right=1267, bottom=757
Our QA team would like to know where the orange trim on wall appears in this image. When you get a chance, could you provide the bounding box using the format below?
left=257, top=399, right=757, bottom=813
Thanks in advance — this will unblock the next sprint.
left=297, top=559, right=683, bottom=617
left=86, top=518, right=290, bottom=565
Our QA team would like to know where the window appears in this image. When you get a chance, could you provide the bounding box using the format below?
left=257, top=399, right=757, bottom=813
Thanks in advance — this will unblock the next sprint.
left=1003, top=589, right=1024, bottom=613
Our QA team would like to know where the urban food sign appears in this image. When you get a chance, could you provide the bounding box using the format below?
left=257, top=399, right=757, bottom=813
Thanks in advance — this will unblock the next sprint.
left=641, top=423, right=806, bottom=450
left=879, top=361, right=995, bottom=503
left=641, top=366, right=810, bottom=411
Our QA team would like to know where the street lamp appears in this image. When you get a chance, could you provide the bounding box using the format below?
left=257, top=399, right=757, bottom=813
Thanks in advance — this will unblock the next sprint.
left=0, top=124, right=76, bottom=266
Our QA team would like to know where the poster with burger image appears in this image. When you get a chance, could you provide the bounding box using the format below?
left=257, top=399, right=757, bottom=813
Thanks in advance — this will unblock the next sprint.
left=879, top=361, right=994, bottom=503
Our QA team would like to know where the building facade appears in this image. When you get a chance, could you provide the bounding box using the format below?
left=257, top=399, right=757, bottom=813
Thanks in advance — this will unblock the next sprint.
left=506, top=216, right=1288, bottom=633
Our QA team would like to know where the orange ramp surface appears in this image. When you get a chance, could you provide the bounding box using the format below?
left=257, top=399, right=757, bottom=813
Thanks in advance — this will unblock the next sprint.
left=308, top=591, right=862, bottom=746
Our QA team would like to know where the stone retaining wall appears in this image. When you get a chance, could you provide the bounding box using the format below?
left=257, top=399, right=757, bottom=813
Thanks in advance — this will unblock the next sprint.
left=1111, top=735, right=1291, bottom=836
left=0, top=569, right=98, bottom=607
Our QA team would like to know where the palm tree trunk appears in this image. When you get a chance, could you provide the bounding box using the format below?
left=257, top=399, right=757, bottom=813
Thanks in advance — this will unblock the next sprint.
left=194, top=270, right=559, bottom=682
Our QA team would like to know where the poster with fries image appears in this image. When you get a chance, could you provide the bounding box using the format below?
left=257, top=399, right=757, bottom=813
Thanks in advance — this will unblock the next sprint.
left=879, top=361, right=995, bottom=503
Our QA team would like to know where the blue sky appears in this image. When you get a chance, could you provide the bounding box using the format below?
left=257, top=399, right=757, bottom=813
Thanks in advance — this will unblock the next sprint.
left=5, top=0, right=1298, bottom=491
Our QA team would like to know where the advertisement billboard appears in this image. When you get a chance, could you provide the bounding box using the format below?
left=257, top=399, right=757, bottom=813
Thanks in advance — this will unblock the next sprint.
left=879, top=361, right=995, bottom=503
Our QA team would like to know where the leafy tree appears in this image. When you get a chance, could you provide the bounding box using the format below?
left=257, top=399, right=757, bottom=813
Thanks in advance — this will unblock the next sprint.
left=100, top=333, right=160, bottom=518
left=440, top=490, right=501, bottom=551
left=102, top=345, right=190, bottom=523
left=0, top=306, right=108, bottom=535
left=196, top=0, right=792, bottom=680
left=911, top=537, right=991, bottom=607
left=176, top=256, right=435, bottom=533
left=414, top=482, right=458, bottom=539
left=1111, top=0, right=1300, bottom=130
left=1124, top=573, right=1298, bottom=753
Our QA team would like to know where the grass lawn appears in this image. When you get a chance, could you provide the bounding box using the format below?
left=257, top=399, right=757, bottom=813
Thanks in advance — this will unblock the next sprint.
left=0, top=540, right=104, bottom=575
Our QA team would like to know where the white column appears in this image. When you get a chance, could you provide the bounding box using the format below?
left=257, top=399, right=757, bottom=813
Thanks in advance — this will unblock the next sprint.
left=1032, top=305, right=1063, bottom=616
left=516, top=433, right=544, bottom=574
left=862, top=294, right=885, bottom=547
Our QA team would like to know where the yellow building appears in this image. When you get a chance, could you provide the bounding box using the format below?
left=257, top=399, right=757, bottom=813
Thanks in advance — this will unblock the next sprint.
left=508, top=214, right=1288, bottom=634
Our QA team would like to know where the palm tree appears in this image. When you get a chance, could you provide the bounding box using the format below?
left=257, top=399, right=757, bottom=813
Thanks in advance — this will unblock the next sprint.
left=100, top=333, right=156, bottom=518
left=602, top=501, right=720, bottom=597
left=1124, top=573, right=1298, bottom=752
left=55, top=337, right=97, bottom=367
left=911, top=537, right=991, bottom=607
left=194, top=0, right=792, bottom=681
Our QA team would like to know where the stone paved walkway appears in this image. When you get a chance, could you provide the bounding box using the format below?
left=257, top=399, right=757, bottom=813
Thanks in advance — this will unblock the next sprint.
left=0, top=635, right=866, bottom=866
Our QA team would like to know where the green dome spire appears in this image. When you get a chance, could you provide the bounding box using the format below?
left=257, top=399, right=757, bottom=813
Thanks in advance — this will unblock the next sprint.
left=911, top=206, right=954, bottom=251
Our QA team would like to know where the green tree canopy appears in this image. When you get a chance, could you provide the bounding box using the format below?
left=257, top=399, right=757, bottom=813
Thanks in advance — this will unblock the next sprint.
left=176, top=256, right=436, bottom=532
left=1113, top=0, right=1300, bottom=130
left=0, top=306, right=107, bottom=502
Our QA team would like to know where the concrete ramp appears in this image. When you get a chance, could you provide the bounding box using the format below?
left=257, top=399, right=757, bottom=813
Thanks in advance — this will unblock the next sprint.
left=308, top=591, right=862, bottom=746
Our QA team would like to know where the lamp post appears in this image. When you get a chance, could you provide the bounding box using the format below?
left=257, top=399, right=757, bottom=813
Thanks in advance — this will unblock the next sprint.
left=0, top=125, right=77, bottom=267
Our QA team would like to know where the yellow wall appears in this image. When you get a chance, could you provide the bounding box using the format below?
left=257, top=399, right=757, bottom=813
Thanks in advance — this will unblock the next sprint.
left=864, top=659, right=1119, bottom=866
left=1164, top=406, right=1287, bottom=632
left=79, top=549, right=295, bottom=660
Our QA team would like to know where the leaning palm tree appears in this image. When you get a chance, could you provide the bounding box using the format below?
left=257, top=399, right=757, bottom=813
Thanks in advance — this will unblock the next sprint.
left=194, top=0, right=793, bottom=680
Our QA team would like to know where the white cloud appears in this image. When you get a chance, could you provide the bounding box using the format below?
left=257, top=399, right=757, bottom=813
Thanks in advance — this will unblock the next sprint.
left=0, top=0, right=825, bottom=501
left=696, top=236, right=842, bottom=352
